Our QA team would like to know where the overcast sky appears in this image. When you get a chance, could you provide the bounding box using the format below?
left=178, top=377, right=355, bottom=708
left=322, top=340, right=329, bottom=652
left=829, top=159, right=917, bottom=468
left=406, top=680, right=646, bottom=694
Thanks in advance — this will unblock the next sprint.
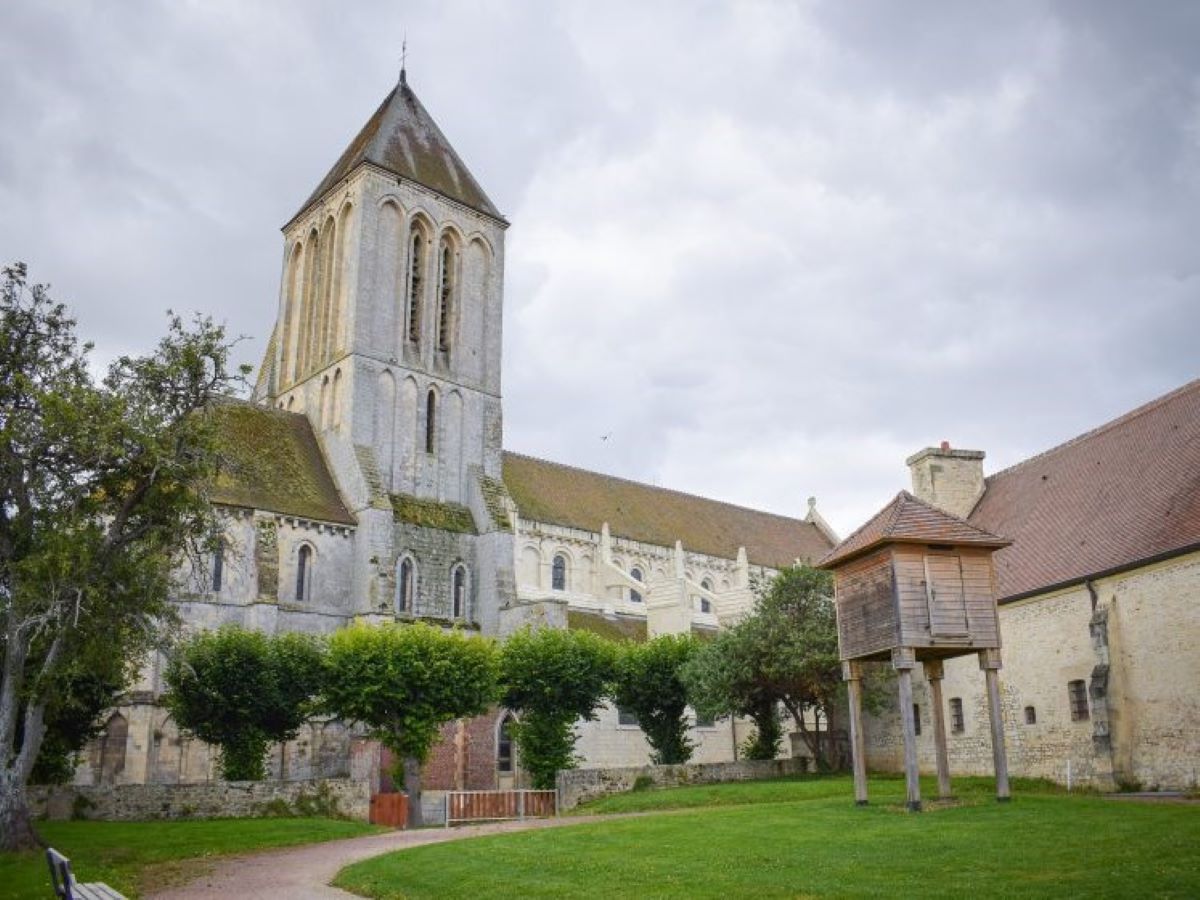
left=2, top=1, right=1198, bottom=535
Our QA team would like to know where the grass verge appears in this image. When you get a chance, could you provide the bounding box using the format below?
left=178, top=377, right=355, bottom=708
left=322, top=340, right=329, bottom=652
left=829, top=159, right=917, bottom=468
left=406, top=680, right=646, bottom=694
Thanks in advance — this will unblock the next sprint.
left=334, top=776, right=1199, bottom=899
left=0, top=816, right=382, bottom=899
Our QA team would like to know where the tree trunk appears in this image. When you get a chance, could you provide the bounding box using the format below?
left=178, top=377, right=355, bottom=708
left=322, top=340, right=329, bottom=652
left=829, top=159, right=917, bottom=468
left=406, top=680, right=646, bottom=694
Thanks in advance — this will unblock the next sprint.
left=402, top=756, right=423, bottom=828
left=0, top=768, right=40, bottom=851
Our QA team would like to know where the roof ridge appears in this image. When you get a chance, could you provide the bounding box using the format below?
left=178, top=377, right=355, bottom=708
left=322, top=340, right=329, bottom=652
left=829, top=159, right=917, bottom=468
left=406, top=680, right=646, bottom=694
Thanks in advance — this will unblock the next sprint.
left=501, top=450, right=813, bottom=528
left=987, top=377, right=1200, bottom=483
left=819, top=490, right=904, bottom=560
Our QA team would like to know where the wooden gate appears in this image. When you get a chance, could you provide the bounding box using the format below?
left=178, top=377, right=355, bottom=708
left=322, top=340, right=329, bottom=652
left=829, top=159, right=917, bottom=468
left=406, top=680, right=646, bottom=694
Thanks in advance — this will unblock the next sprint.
left=445, top=789, right=557, bottom=826
left=369, top=792, right=409, bottom=828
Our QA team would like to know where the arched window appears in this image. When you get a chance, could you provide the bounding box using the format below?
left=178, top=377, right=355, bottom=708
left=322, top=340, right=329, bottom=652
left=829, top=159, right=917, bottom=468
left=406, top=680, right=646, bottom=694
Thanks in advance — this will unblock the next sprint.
left=396, top=556, right=414, bottom=614
left=425, top=389, right=437, bottom=454
left=497, top=712, right=516, bottom=774
left=407, top=231, right=423, bottom=344
left=296, top=545, right=312, bottom=602
left=700, top=578, right=713, bottom=614
left=437, top=237, right=454, bottom=352
left=630, top=566, right=643, bottom=604
left=551, top=554, right=568, bottom=592
left=451, top=564, right=468, bottom=619
left=211, top=537, right=225, bottom=593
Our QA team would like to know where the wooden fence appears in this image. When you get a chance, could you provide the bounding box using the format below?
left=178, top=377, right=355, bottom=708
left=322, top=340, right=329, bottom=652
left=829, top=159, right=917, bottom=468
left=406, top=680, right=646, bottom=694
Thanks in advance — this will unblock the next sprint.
left=444, top=789, right=557, bottom=826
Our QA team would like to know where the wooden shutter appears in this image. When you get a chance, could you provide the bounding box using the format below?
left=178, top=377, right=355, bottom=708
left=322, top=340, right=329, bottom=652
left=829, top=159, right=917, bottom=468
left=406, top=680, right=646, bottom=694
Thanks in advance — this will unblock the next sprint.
left=923, top=554, right=969, bottom=637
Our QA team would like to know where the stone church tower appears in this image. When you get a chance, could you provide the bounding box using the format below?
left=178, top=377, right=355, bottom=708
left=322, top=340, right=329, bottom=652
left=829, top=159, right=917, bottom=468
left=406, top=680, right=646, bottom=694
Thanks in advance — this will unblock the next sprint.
left=254, top=68, right=514, bottom=632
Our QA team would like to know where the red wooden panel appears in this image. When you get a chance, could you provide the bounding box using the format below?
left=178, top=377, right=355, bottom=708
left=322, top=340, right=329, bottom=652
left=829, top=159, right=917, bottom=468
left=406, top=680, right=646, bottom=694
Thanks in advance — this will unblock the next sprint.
left=369, top=792, right=409, bottom=828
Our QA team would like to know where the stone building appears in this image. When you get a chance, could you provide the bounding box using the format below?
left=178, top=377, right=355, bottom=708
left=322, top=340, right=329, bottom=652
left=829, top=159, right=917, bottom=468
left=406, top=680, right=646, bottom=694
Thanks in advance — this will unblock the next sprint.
left=847, top=379, right=1200, bottom=791
left=75, top=70, right=834, bottom=791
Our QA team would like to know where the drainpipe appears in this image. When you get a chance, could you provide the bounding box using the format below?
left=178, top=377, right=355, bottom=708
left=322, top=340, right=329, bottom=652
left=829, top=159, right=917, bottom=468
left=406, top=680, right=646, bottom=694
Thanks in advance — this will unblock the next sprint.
left=1086, top=579, right=1098, bottom=612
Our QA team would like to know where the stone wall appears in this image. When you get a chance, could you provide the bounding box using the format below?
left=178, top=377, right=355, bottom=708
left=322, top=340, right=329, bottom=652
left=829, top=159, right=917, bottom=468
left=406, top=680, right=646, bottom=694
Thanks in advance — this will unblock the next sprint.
left=30, top=777, right=370, bottom=822
left=556, top=758, right=808, bottom=810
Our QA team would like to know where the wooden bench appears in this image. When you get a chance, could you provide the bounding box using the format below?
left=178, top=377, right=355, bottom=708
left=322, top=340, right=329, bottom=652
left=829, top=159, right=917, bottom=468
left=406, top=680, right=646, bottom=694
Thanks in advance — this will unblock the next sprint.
left=46, top=848, right=127, bottom=900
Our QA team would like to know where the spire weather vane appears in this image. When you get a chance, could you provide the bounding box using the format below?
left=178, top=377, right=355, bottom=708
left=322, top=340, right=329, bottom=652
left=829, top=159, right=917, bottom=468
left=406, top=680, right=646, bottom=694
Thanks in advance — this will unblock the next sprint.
left=400, top=36, right=407, bottom=84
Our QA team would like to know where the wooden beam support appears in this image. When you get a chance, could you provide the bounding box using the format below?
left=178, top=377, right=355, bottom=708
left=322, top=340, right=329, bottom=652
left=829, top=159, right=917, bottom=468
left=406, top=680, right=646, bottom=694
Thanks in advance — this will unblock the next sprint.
left=843, top=661, right=868, bottom=806
left=980, top=649, right=1011, bottom=802
left=893, top=648, right=921, bottom=812
left=923, top=659, right=952, bottom=799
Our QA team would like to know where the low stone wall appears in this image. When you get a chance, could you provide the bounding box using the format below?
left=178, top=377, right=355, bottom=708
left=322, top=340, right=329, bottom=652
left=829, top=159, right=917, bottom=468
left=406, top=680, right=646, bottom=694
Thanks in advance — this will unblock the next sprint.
left=556, top=758, right=808, bottom=810
left=29, top=777, right=370, bottom=822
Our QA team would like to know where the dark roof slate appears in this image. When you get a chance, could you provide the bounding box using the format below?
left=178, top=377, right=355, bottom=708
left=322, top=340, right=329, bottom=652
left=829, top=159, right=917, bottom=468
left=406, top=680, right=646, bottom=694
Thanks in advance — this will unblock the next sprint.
left=969, top=378, right=1200, bottom=601
left=818, top=490, right=1009, bottom=569
left=211, top=401, right=353, bottom=525
left=297, top=77, right=502, bottom=222
left=502, top=452, right=833, bottom=569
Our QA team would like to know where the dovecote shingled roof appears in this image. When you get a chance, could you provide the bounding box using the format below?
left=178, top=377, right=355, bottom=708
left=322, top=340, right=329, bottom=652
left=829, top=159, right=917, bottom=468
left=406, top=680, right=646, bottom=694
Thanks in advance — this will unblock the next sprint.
left=969, top=378, right=1200, bottom=601
left=296, top=76, right=502, bottom=224
left=818, top=490, right=1010, bottom=569
left=211, top=401, right=353, bottom=525
left=502, top=452, right=833, bottom=569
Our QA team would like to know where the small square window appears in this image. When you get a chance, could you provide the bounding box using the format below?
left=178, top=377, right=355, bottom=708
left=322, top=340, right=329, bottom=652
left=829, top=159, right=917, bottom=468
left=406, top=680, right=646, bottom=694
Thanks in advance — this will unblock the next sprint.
left=1024, top=705, right=1037, bottom=725
left=1068, top=680, right=1089, bottom=722
left=949, top=698, right=964, bottom=733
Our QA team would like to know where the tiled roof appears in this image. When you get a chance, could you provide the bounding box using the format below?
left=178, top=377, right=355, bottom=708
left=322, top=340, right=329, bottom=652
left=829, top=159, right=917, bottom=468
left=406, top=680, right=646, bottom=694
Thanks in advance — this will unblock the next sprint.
left=818, top=490, right=1009, bottom=569
left=502, top=452, right=833, bottom=568
left=296, top=77, right=502, bottom=223
left=969, top=379, right=1200, bottom=601
left=211, top=400, right=353, bottom=525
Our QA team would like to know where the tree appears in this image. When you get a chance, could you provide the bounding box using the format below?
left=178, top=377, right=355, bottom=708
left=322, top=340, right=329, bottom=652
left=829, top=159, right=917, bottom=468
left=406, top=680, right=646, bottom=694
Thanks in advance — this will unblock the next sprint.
left=498, top=627, right=616, bottom=789
left=322, top=621, right=497, bottom=827
left=162, top=626, right=325, bottom=780
left=0, top=262, right=245, bottom=850
left=612, top=634, right=699, bottom=765
left=682, top=626, right=782, bottom=760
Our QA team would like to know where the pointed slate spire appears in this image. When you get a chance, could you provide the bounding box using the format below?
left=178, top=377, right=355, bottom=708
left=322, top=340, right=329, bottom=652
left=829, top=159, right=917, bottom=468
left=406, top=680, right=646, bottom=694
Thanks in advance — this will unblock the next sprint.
left=293, top=72, right=502, bottom=223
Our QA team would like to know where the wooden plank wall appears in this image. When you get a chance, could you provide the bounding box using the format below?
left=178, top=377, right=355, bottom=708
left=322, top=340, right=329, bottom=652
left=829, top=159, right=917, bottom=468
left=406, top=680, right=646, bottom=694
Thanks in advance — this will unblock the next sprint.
left=894, top=547, right=1000, bottom=648
left=835, top=550, right=897, bottom=659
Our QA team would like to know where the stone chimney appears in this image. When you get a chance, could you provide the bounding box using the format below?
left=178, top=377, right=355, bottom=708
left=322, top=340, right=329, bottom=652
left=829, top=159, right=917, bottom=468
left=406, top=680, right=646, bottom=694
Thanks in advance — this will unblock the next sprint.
left=906, top=441, right=986, bottom=519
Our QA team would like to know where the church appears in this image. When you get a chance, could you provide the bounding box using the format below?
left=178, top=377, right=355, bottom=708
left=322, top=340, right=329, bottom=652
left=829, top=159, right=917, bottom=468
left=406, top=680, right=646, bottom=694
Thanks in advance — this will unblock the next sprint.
left=77, top=69, right=1198, bottom=801
left=77, top=69, right=835, bottom=795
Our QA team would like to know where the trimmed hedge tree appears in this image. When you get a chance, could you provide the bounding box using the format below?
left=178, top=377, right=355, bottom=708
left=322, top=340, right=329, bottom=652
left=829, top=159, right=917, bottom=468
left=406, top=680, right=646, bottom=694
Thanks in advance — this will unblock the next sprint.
left=499, top=627, right=617, bottom=789
left=612, top=634, right=700, bottom=765
left=322, top=622, right=498, bottom=827
left=163, top=626, right=325, bottom=781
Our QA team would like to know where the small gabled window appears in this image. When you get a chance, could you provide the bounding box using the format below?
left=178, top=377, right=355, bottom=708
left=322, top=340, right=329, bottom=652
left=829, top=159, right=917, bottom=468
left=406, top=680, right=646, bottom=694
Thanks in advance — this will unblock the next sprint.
left=296, top=545, right=312, bottom=602
left=397, top=557, right=414, bottom=614
left=1068, top=680, right=1089, bottom=721
left=949, top=697, right=964, bottom=733
left=1024, top=705, right=1037, bottom=725
left=451, top=564, right=468, bottom=619
left=551, top=554, right=568, bottom=592
left=211, top=537, right=225, bottom=593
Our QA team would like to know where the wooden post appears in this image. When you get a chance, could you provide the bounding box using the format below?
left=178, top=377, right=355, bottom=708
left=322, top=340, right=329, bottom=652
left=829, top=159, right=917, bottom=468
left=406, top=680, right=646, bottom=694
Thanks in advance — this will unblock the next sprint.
left=843, top=661, right=869, bottom=806
left=980, top=649, right=1011, bottom=802
left=894, top=648, right=921, bottom=812
left=923, top=659, right=953, bottom=799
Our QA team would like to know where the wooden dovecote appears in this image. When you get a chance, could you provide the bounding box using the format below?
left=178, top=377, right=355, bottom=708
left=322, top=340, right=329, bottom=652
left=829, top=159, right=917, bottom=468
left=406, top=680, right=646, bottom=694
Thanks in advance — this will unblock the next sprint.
left=817, top=491, right=1012, bottom=811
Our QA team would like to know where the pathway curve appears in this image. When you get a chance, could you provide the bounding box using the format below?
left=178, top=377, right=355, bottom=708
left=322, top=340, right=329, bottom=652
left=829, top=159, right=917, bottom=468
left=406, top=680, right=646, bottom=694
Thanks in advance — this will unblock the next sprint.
left=148, top=814, right=622, bottom=900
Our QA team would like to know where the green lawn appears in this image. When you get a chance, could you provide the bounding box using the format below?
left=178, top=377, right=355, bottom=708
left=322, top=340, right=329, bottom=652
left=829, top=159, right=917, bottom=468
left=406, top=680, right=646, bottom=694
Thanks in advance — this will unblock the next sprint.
left=335, top=776, right=1200, bottom=899
left=0, top=816, right=382, bottom=899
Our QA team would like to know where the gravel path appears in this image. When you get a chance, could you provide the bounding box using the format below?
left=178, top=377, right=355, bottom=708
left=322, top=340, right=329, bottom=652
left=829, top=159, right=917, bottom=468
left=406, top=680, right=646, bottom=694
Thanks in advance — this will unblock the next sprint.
left=147, top=815, right=615, bottom=899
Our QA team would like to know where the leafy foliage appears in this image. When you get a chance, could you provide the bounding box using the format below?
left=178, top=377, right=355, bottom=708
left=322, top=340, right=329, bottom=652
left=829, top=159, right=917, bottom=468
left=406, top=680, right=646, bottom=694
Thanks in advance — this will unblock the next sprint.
left=612, top=634, right=699, bottom=765
left=0, top=262, right=246, bottom=849
left=163, top=627, right=325, bottom=780
left=498, top=627, right=616, bottom=789
left=322, top=621, right=497, bottom=825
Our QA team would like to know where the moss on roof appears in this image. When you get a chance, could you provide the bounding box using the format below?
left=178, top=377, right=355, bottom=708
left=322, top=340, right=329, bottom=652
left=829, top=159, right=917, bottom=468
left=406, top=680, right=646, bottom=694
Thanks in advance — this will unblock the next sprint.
left=503, top=452, right=833, bottom=569
left=567, top=610, right=647, bottom=643
left=391, top=493, right=477, bottom=534
left=478, top=474, right=513, bottom=531
left=211, top=400, right=353, bottom=524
